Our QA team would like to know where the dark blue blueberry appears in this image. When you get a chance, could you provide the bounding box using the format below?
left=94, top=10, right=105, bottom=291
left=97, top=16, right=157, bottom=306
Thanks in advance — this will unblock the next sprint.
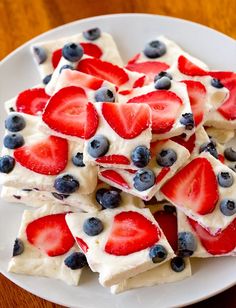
left=4, top=133, right=24, bottom=149
left=64, top=252, right=87, bottom=269
left=131, top=146, right=151, bottom=168
left=43, top=74, right=52, bottom=85
left=96, top=188, right=109, bottom=205
left=72, top=152, right=85, bottom=167
left=13, top=238, right=24, bottom=256
left=156, top=149, right=177, bottom=167
left=178, top=232, right=197, bottom=257
left=217, top=172, right=234, bottom=187
left=149, top=244, right=168, bottom=263
left=163, top=204, right=176, bottom=214
left=133, top=169, right=155, bottom=191
left=83, top=217, right=104, bottom=236
left=199, top=141, right=218, bottom=159
left=83, top=27, right=101, bottom=41
left=87, top=135, right=109, bottom=158
left=154, top=71, right=172, bottom=82
left=211, top=78, right=224, bottom=89
left=5, top=113, right=26, bottom=132
left=224, top=147, right=236, bottom=162
left=100, top=190, right=121, bottom=209
left=54, top=174, right=79, bottom=193
left=51, top=192, right=70, bottom=200
left=33, top=46, right=47, bottom=64
left=180, top=113, right=194, bottom=130
left=154, top=76, right=171, bottom=90
left=0, top=155, right=15, bottom=173
left=171, top=257, right=185, bottom=272
left=144, top=40, right=167, bottom=59
left=94, top=87, right=115, bottom=102
left=59, top=64, right=74, bottom=74
left=220, top=199, right=236, bottom=216
left=62, top=43, right=84, bottom=62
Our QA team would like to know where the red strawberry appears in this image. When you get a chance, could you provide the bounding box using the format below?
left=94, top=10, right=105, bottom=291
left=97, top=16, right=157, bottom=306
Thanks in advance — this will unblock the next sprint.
left=76, top=237, right=88, bottom=253
left=96, top=155, right=130, bottom=165
left=155, top=167, right=170, bottom=184
left=218, top=154, right=225, bottom=164
left=209, top=71, right=236, bottom=86
left=133, top=76, right=146, bottom=88
left=182, top=80, right=207, bottom=126
left=80, top=42, right=102, bottom=58
left=102, top=102, right=151, bottom=139
left=100, top=170, right=130, bottom=189
left=127, top=53, right=141, bottom=65
left=105, top=211, right=160, bottom=256
left=126, top=61, right=169, bottom=81
left=14, top=136, right=68, bottom=175
left=52, top=48, right=62, bottom=69
left=61, top=70, right=104, bottom=90
left=178, top=55, right=207, bottom=76
left=128, top=90, right=182, bottom=134
left=76, top=58, right=129, bottom=87
left=161, top=157, right=219, bottom=215
left=217, top=80, right=236, bottom=120
left=42, top=86, right=98, bottom=139
left=16, top=88, right=50, bottom=116
left=188, top=217, right=236, bottom=255
left=171, top=134, right=196, bottom=154
left=26, top=213, right=75, bottom=257
left=154, top=210, right=178, bottom=251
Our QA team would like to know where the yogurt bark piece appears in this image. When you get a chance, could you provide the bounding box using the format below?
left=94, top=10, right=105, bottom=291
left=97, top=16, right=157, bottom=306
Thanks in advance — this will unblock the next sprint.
left=66, top=206, right=175, bottom=287
left=205, top=126, right=235, bottom=145
left=99, top=139, right=190, bottom=201
left=1, top=112, right=97, bottom=194
left=8, top=204, right=84, bottom=285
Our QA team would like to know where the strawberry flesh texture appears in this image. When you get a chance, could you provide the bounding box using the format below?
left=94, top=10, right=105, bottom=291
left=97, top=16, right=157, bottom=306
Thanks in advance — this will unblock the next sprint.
left=96, top=155, right=130, bottom=165
left=61, top=70, right=104, bottom=90
left=126, top=61, right=169, bottom=81
left=100, top=170, right=130, bottom=189
left=171, top=134, right=196, bottom=154
left=178, top=55, right=208, bottom=76
left=155, top=167, right=170, bottom=184
left=76, top=237, right=89, bottom=253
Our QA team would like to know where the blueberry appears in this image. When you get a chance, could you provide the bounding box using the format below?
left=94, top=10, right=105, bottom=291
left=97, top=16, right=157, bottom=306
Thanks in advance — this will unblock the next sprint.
left=59, top=64, right=74, bottom=74
left=62, top=43, right=84, bottom=62
left=199, top=141, right=218, bottom=159
left=217, top=172, right=234, bottom=187
left=154, top=71, right=172, bottom=82
left=100, top=190, right=121, bottom=209
left=144, top=40, right=167, bottom=58
left=13, top=238, right=24, bottom=256
left=5, top=113, right=26, bottom=132
left=224, top=147, right=236, bottom=162
left=87, top=135, right=109, bottom=158
left=149, top=244, right=168, bottom=263
left=94, top=87, right=115, bottom=102
left=54, top=174, right=79, bottom=193
left=51, top=192, right=70, bottom=200
left=156, top=149, right=177, bottom=167
left=4, top=133, right=24, bottom=149
left=43, top=74, right=52, bottom=85
left=154, top=76, right=171, bottom=90
left=133, top=169, right=155, bottom=191
left=163, top=204, right=176, bottom=213
left=131, top=146, right=151, bottom=168
left=83, top=217, right=104, bottom=236
left=180, top=113, right=194, bottom=130
left=96, top=188, right=109, bottom=205
left=0, top=155, right=15, bottom=173
left=220, top=199, right=236, bottom=216
left=64, top=252, right=87, bottom=269
left=33, top=46, right=47, bottom=64
left=211, top=78, right=224, bottom=89
left=83, top=27, right=101, bottom=41
left=72, top=152, right=85, bottom=167
left=171, top=257, right=185, bottom=272
left=178, top=232, right=197, bottom=257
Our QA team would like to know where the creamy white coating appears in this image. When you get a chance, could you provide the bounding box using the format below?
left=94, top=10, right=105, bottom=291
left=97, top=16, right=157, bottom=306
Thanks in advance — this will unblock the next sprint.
left=205, top=127, right=235, bottom=145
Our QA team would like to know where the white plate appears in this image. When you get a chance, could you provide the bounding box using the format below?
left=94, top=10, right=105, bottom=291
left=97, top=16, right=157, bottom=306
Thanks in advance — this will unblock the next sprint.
left=0, top=13, right=236, bottom=308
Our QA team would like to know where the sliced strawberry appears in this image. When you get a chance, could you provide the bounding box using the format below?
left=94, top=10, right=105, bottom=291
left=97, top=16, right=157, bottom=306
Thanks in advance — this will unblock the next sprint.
left=126, top=61, right=169, bottom=81
left=77, top=58, right=129, bottom=87
left=127, top=53, right=141, bottom=65
left=188, top=217, right=236, bottom=255
left=161, top=157, right=219, bottom=215
left=133, top=75, right=146, bottom=88
left=61, top=70, right=104, bottom=90
left=16, top=88, right=50, bottom=116
left=155, top=167, right=170, bottom=184
left=76, top=237, right=88, bottom=253
left=102, top=102, right=151, bottom=139
left=52, top=48, right=62, bottom=69
left=178, top=55, right=207, bottom=76
left=125, top=169, right=137, bottom=174
left=14, top=136, right=68, bottom=175
left=217, top=80, right=236, bottom=120
left=182, top=80, right=207, bottom=126
left=26, top=213, right=75, bottom=257
left=128, top=90, right=182, bottom=134
left=118, top=90, right=132, bottom=96
left=105, top=211, right=160, bottom=256
left=209, top=71, right=236, bottom=86
left=42, top=86, right=98, bottom=139
left=80, top=42, right=102, bottom=58
left=171, top=134, right=196, bottom=154
left=154, top=210, right=178, bottom=252
left=218, top=154, right=225, bottom=164
left=100, top=170, right=130, bottom=189
left=96, top=155, right=130, bottom=165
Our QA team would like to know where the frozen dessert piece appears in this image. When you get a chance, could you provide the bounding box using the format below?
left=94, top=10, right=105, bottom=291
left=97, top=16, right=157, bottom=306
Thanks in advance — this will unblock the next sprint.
left=205, top=127, right=234, bottom=145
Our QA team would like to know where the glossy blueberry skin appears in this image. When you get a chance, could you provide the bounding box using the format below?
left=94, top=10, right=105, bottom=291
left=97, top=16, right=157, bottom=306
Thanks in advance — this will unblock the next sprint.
left=220, top=199, right=236, bottom=216
left=133, top=169, right=155, bottom=191
left=64, top=252, right=87, bottom=269
left=100, top=190, right=121, bottom=209
left=5, top=113, right=26, bottom=132
left=94, top=87, right=115, bottom=102
left=83, top=27, right=101, bottom=41
left=199, top=141, right=218, bottom=159
left=33, top=46, right=47, bottom=64
left=156, top=149, right=177, bottom=167
left=178, top=232, right=197, bottom=257
left=43, top=74, right=52, bottom=85
left=0, top=155, right=15, bottom=173
left=62, top=42, right=84, bottom=62
left=154, top=71, right=172, bottom=82
left=13, top=238, right=24, bottom=256
left=131, top=146, right=151, bottom=168
left=211, top=78, right=224, bottom=89
left=87, top=135, right=109, bottom=158
left=180, top=113, right=195, bottom=130
left=154, top=76, right=171, bottom=90
left=4, top=133, right=24, bottom=149
left=83, top=217, right=104, bottom=236
left=149, top=244, right=168, bottom=263
left=96, top=188, right=109, bottom=205
left=144, top=40, right=167, bottom=58
left=72, top=152, right=85, bottom=167
left=224, top=147, right=236, bottom=162
left=54, top=174, right=79, bottom=193
left=171, top=257, right=185, bottom=272
left=59, top=64, right=74, bottom=74
left=217, top=172, right=234, bottom=187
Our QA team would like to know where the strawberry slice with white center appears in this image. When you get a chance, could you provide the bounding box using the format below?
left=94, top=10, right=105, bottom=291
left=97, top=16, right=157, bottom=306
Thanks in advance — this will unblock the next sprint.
left=42, top=86, right=98, bottom=139
left=16, top=88, right=50, bottom=116
left=102, top=102, right=151, bottom=139
left=61, top=70, right=104, bottom=90
left=14, top=136, right=68, bottom=175
left=76, top=58, right=129, bottom=87
left=188, top=217, right=236, bottom=255
left=161, top=157, right=219, bottom=215
left=127, top=91, right=182, bottom=134
left=105, top=211, right=160, bottom=256
left=178, top=55, right=208, bottom=76
left=126, top=61, right=169, bottom=81
left=26, top=213, right=75, bottom=257
left=96, top=155, right=130, bottom=165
